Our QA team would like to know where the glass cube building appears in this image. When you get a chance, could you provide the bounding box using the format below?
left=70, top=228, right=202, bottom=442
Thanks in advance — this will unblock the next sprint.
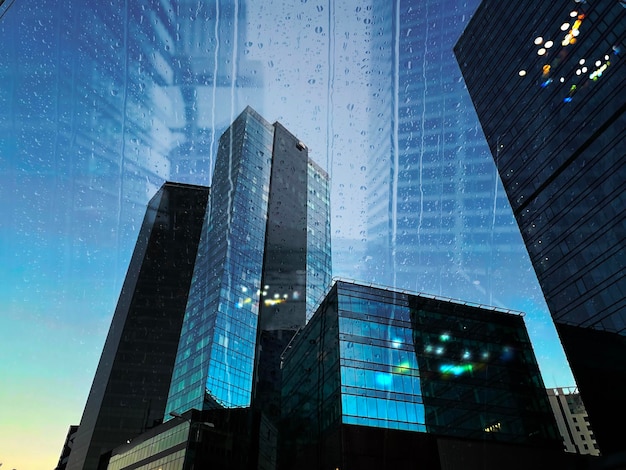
left=455, top=0, right=625, bottom=454
left=281, top=280, right=560, bottom=468
left=165, top=107, right=331, bottom=416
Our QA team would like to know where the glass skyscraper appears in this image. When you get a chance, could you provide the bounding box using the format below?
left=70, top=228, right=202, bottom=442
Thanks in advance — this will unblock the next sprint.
left=67, top=182, right=209, bottom=470
left=455, top=0, right=625, bottom=456
left=281, top=280, right=560, bottom=469
left=165, top=107, right=331, bottom=415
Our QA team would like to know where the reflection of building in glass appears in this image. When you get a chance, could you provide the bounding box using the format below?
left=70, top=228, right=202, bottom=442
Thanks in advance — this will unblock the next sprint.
left=1, top=0, right=261, bottom=266
left=547, top=387, right=600, bottom=456
left=165, top=107, right=331, bottom=416
left=280, top=280, right=561, bottom=469
left=455, top=0, right=625, bottom=456
left=66, top=182, right=210, bottom=470
left=365, top=0, right=525, bottom=303
left=166, top=0, right=264, bottom=184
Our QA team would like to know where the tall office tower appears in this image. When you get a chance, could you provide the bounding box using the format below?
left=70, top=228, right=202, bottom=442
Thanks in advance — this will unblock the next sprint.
left=365, top=0, right=526, bottom=305
left=455, top=0, right=625, bottom=456
left=66, top=182, right=209, bottom=470
left=165, top=107, right=331, bottom=417
left=547, top=387, right=600, bottom=456
left=281, top=280, right=562, bottom=469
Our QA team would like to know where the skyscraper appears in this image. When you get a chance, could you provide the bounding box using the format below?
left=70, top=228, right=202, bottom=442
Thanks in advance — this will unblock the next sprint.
left=455, top=0, right=625, bottom=455
left=281, top=280, right=562, bottom=469
left=67, top=182, right=209, bottom=470
left=165, top=106, right=331, bottom=417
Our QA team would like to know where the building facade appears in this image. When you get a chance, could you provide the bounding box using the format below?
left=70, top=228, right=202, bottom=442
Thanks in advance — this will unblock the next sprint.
left=455, top=0, right=625, bottom=455
left=280, top=280, right=561, bottom=469
left=547, top=387, right=600, bottom=456
left=105, top=408, right=276, bottom=470
left=165, top=107, right=331, bottom=416
left=67, top=182, right=210, bottom=470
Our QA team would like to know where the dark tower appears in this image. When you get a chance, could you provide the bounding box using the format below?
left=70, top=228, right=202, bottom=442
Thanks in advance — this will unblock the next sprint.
left=67, top=182, right=209, bottom=470
left=455, top=0, right=625, bottom=455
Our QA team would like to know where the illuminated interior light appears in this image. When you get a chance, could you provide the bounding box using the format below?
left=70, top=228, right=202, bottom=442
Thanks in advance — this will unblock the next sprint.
left=393, top=361, right=411, bottom=374
left=542, top=64, right=550, bottom=76
left=534, top=36, right=543, bottom=45
left=435, top=346, right=444, bottom=355
left=544, top=40, right=553, bottom=48
left=590, top=62, right=610, bottom=81
left=560, top=77, right=565, bottom=83
left=605, top=54, right=610, bottom=60
left=274, top=293, right=279, bottom=298
left=595, top=60, right=602, bottom=67
left=564, top=84, right=577, bottom=103
left=576, top=69, right=582, bottom=75
left=484, top=422, right=502, bottom=433
left=579, top=58, right=585, bottom=65
left=439, top=363, right=473, bottom=376
left=572, top=29, right=580, bottom=37
left=440, top=333, right=450, bottom=342
left=582, top=66, right=588, bottom=73
left=518, top=69, right=527, bottom=77
left=561, top=23, right=570, bottom=31
left=241, top=286, right=248, bottom=292
left=375, top=373, right=393, bottom=387
left=537, top=48, right=546, bottom=56
left=570, top=10, right=578, bottom=17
